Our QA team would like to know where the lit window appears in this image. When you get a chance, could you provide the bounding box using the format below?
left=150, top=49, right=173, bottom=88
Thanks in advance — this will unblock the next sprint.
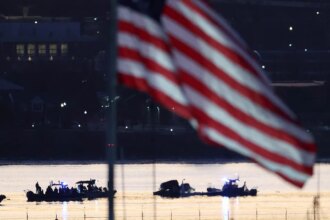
left=61, top=44, right=68, bottom=55
left=49, top=44, right=57, bottom=55
left=27, top=44, right=35, bottom=55
left=16, top=44, right=25, bottom=55
left=38, top=44, right=46, bottom=55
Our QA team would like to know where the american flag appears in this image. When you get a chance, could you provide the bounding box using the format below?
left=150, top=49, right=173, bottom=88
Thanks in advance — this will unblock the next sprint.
left=117, top=0, right=316, bottom=187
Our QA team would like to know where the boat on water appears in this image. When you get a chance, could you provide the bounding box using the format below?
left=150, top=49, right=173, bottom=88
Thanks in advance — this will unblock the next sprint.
left=26, top=179, right=116, bottom=202
left=0, top=194, right=6, bottom=203
left=154, top=177, right=257, bottom=198
left=153, top=179, right=202, bottom=198
left=206, top=177, right=257, bottom=197
left=75, top=179, right=116, bottom=200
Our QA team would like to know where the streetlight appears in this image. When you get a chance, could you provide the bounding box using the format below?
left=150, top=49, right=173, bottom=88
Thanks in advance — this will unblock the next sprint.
left=59, top=102, right=67, bottom=128
left=156, top=106, right=160, bottom=125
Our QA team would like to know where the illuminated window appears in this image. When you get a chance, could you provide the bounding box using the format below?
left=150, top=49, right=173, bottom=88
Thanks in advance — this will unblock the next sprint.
left=38, top=44, right=46, bottom=55
left=61, top=44, right=68, bottom=55
left=16, top=44, right=25, bottom=55
left=49, top=44, right=57, bottom=55
left=27, top=44, right=35, bottom=55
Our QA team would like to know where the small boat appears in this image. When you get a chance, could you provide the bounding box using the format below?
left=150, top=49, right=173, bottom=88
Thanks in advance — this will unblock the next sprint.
left=26, top=181, right=83, bottom=202
left=26, top=179, right=116, bottom=202
left=153, top=179, right=200, bottom=198
left=75, top=179, right=116, bottom=200
left=0, top=194, right=6, bottom=203
left=206, top=178, right=257, bottom=197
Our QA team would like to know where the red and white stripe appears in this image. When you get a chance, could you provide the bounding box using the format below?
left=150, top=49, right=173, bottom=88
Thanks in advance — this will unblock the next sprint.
left=118, top=6, right=191, bottom=119
left=117, top=0, right=316, bottom=187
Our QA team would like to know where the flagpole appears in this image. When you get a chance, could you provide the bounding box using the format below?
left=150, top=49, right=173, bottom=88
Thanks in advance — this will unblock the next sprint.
left=107, top=0, right=117, bottom=220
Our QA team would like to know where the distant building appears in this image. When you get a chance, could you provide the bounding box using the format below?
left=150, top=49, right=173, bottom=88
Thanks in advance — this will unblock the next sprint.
left=0, top=16, right=104, bottom=64
left=0, top=16, right=107, bottom=129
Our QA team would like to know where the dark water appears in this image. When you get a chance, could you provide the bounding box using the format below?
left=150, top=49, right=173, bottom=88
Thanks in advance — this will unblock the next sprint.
left=0, top=162, right=328, bottom=219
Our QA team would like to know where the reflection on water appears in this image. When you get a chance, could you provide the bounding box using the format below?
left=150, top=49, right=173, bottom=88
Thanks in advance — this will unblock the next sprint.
left=62, top=202, right=67, bottom=220
left=222, top=197, right=229, bottom=220
left=0, top=162, right=328, bottom=219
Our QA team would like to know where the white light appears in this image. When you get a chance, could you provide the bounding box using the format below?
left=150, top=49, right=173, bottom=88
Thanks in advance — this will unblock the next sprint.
left=34, top=21, right=38, bottom=24
left=94, top=17, right=98, bottom=21
left=125, top=126, right=128, bottom=129
left=304, top=48, right=308, bottom=52
left=61, top=103, right=64, bottom=108
left=261, top=65, right=265, bottom=69
left=84, top=110, right=87, bottom=115
left=78, top=124, right=81, bottom=128
left=32, top=124, right=35, bottom=128
left=316, top=11, right=320, bottom=15
left=222, top=197, right=230, bottom=220
left=289, top=43, right=292, bottom=47
left=63, top=102, right=67, bottom=106
left=170, top=128, right=173, bottom=132
left=50, top=56, right=53, bottom=61
left=289, top=26, right=293, bottom=31
left=28, top=56, right=32, bottom=61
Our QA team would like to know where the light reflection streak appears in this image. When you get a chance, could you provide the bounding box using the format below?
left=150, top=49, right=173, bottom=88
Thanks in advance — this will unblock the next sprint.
left=222, top=197, right=230, bottom=220
left=62, top=201, right=68, bottom=220
left=235, top=197, right=239, bottom=206
left=94, top=200, right=99, bottom=213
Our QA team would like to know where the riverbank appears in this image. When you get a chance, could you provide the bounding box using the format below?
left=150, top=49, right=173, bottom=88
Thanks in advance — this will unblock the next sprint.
left=0, top=128, right=329, bottom=161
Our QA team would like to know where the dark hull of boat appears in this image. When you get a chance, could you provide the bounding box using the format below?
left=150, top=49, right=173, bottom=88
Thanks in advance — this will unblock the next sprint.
left=153, top=190, right=180, bottom=198
left=206, top=187, right=257, bottom=197
left=153, top=189, right=257, bottom=198
left=26, top=190, right=116, bottom=202
left=26, top=191, right=83, bottom=202
left=153, top=190, right=206, bottom=198
left=0, top=195, right=6, bottom=203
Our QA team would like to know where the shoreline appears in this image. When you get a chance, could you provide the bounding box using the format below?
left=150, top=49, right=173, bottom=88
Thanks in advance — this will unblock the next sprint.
left=0, top=158, right=328, bottom=165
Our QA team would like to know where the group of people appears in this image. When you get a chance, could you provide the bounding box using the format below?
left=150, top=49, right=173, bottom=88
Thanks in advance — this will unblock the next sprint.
left=35, top=181, right=107, bottom=197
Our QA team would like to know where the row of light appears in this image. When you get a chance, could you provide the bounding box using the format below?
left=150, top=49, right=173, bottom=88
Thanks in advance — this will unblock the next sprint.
left=32, top=122, right=81, bottom=128
left=12, top=56, right=75, bottom=61
left=32, top=123, right=176, bottom=131
left=124, top=125, right=174, bottom=132
left=33, top=17, right=99, bottom=24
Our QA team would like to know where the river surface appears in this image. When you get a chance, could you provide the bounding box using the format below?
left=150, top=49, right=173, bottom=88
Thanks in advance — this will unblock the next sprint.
left=0, top=162, right=329, bottom=220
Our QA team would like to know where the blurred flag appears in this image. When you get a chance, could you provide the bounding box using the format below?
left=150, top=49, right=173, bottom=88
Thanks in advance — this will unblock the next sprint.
left=117, top=0, right=316, bottom=187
